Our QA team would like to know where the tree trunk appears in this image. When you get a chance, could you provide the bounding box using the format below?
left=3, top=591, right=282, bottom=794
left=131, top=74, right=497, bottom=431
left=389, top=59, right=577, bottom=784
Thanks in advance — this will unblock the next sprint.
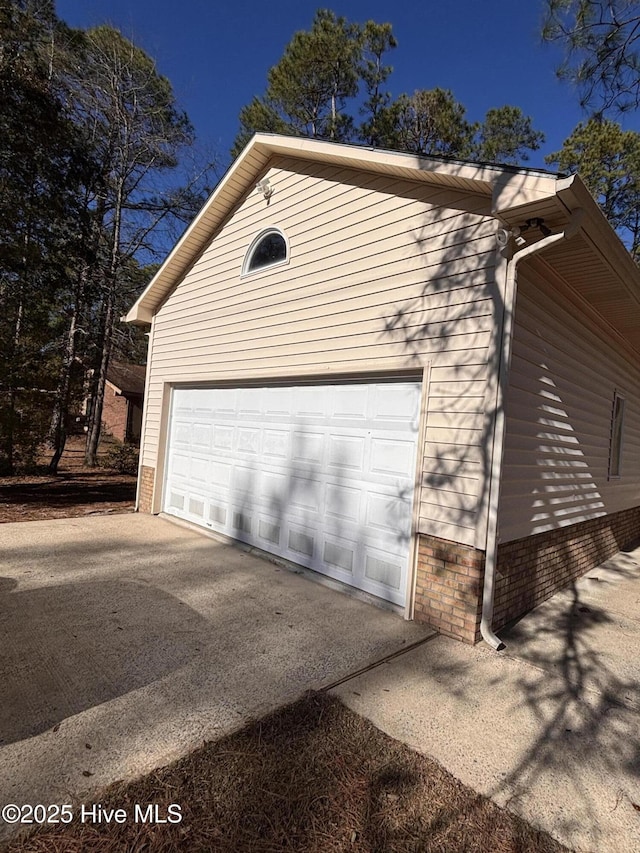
left=84, top=288, right=114, bottom=467
left=48, top=264, right=90, bottom=473
left=3, top=255, right=26, bottom=475
left=3, top=388, right=17, bottom=476
left=85, top=172, right=123, bottom=468
left=48, top=308, right=77, bottom=473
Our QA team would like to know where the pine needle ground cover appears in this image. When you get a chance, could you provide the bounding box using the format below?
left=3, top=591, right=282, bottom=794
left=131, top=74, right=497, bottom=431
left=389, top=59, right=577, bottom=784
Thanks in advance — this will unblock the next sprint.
left=0, top=438, right=135, bottom=522
left=4, top=692, right=569, bottom=853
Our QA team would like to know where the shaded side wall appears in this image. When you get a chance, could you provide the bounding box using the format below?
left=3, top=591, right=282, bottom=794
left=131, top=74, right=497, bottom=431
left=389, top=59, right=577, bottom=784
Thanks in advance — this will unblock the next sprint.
left=499, top=259, right=640, bottom=542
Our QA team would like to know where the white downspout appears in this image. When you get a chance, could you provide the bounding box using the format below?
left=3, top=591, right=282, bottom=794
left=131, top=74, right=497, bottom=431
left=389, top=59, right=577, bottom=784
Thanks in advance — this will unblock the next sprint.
left=481, top=209, right=584, bottom=650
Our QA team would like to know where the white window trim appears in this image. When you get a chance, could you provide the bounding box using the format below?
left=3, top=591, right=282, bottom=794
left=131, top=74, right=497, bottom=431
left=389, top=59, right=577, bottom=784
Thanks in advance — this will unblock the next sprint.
left=241, top=227, right=289, bottom=277
left=608, top=391, right=626, bottom=479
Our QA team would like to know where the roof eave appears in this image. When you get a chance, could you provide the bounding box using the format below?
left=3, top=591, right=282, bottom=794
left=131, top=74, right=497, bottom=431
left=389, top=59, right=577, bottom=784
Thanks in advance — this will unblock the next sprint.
left=125, top=304, right=154, bottom=325
left=556, top=176, right=640, bottom=309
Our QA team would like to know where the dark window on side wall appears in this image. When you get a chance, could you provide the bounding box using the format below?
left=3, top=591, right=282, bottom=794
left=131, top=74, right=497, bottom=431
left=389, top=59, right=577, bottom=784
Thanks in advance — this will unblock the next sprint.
left=245, top=230, right=287, bottom=273
left=609, top=392, right=625, bottom=478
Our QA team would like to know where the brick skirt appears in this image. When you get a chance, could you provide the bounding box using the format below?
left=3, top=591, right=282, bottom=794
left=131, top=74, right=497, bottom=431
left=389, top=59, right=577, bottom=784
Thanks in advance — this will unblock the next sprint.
left=415, top=506, right=640, bottom=643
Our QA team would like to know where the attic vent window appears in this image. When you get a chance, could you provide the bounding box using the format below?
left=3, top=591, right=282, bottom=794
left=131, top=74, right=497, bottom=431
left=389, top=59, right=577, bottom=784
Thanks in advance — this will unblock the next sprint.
left=243, top=228, right=288, bottom=275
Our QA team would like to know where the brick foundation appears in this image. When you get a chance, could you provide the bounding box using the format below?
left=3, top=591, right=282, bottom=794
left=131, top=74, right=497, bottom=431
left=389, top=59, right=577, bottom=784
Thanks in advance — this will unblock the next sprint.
left=414, top=535, right=485, bottom=643
left=493, top=505, right=640, bottom=631
left=415, top=505, right=640, bottom=643
left=138, top=466, right=155, bottom=513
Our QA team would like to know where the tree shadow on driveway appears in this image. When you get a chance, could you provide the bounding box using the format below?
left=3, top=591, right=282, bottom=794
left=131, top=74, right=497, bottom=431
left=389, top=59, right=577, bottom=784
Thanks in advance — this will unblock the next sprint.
left=0, top=575, right=209, bottom=746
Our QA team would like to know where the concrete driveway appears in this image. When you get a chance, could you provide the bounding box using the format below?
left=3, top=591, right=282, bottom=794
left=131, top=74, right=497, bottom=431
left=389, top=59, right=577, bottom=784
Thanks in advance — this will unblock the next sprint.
left=1, top=513, right=639, bottom=852
left=0, top=513, right=430, bottom=840
left=333, top=542, right=640, bottom=853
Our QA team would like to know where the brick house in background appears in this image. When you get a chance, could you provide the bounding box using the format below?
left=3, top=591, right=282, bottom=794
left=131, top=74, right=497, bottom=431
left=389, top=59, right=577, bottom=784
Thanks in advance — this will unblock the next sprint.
left=125, top=134, right=640, bottom=647
left=100, top=362, right=146, bottom=445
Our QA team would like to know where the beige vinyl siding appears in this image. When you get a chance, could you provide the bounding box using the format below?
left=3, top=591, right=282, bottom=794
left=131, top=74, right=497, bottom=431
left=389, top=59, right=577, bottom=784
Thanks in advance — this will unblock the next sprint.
left=499, top=260, right=640, bottom=543
left=144, top=159, right=498, bottom=547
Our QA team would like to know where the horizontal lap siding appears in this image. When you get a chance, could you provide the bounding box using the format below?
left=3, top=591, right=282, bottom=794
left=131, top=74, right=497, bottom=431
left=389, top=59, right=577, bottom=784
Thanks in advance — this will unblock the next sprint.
left=499, top=262, right=640, bottom=543
left=144, top=160, right=498, bottom=547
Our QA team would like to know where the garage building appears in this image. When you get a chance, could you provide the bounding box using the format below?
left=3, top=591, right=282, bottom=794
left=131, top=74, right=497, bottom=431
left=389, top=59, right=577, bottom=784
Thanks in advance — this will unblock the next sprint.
left=126, top=134, right=640, bottom=646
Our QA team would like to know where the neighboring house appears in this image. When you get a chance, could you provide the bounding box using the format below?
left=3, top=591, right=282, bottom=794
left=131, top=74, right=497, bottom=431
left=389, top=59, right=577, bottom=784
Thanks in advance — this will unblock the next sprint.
left=126, top=134, right=640, bottom=646
left=100, top=361, right=146, bottom=445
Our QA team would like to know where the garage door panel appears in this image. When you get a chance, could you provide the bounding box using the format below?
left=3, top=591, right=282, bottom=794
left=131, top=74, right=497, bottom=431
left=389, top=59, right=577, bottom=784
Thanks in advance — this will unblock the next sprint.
left=210, top=461, right=232, bottom=488
left=170, top=452, right=190, bottom=479
left=365, top=492, right=412, bottom=537
left=260, top=468, right=289, bottom=498
left=328, top=435, right=366, bottom=472
left=292, top=430, right=324, bottom=464
left=289, top=476, right=322, bottom=512
left=287, top=525, right=316, bottom=559
left=373, top=384, right=420, bottom=423
left=325, top=483, right=361, bottom=523
left=167, top=489, right=186, bottom=511
left=191, top=423, right=211, bottom=448
left=232, top=508, right=252, bottom=536
left=263, top=429, right=290, bottom=459
left=172, top=422, right=191, bottom=446
left=236, top=427, right=260, bottom=454
left=233, top=465, right=257, bottom=495
left=322, top=536, right=355, bottom=574
left=164, top=381, right=420, bottom=606
left=188, top=455, right=209, bottom=482
left=364, top=549, right=403, bottom=591
left=208, top=501, right=227, bottom=527
left=332, top=385, right=368, bottom=419
left=257, top=517, right=282, bottom=547
left=238, top=388, right=261, bottom=416
left=213, top=425, right=234, bottom=450
left=370, top=439, right=416, bottom=478
left=294, top=385, right=328, bottom=418
left=264, top=386, right=293, bottom=416
left=187, top=495, right=206, bottom=518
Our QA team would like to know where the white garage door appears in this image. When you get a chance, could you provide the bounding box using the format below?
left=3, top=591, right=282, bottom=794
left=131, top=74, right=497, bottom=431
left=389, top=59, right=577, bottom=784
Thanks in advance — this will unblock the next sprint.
left=164, top=381, right=421, bottom=606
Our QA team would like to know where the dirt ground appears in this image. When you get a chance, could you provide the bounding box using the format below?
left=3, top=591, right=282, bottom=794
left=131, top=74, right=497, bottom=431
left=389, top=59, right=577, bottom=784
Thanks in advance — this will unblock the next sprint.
left=3, top=693, right=569, bottom=853
left=0, top=437, right=136, bottom=523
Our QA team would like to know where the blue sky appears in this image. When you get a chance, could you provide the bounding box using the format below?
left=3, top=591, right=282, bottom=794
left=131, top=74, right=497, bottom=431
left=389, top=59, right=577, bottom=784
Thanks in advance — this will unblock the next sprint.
left=55, top=0, right=636, bottom=171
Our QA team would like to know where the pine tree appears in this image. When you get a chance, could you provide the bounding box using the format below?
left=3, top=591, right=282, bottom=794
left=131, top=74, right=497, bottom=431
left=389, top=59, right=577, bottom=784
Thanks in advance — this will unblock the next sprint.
left=475, top=106, right=545, bottom=164
left=543, top=0, right=640, bottom=115
left=62, top=25, right=202, bottom=466
left=233, top=10, right=386, bottom=156
left=386, top=88, right=476, bottom=158
left=357, top=21, right=397, bottom=146
left=546, top=118, right=640, bottom=256
left=0, top=0, right=90, bottom=472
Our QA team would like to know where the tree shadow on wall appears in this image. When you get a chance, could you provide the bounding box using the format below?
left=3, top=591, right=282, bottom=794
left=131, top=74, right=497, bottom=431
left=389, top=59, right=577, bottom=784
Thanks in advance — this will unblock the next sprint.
left=228, top=417, right=413, bottom=600
left=376, top=182, right=640, bottom=842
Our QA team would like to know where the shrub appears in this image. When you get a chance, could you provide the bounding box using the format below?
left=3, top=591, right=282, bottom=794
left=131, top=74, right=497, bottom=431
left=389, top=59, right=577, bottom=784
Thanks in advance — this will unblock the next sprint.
left=101, top=441, right=139, bottom=475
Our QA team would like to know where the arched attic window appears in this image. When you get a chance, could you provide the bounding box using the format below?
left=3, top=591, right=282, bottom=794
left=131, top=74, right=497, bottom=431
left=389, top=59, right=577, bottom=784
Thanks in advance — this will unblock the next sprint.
left=242, top=228, right=288, bottom=275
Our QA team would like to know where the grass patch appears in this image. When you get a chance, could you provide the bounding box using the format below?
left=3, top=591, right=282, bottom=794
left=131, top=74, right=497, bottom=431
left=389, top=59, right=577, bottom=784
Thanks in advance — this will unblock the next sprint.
left=5, top=692, right=569, bottom=853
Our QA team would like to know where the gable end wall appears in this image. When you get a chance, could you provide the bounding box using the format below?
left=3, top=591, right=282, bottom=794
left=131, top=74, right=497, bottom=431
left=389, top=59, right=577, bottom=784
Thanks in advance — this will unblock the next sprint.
left=141, top=158, right=501, bottom=549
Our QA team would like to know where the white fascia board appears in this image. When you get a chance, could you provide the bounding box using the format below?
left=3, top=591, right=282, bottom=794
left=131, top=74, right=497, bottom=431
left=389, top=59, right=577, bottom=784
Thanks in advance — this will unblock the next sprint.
left=491, top=171, right=566, bottom=218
